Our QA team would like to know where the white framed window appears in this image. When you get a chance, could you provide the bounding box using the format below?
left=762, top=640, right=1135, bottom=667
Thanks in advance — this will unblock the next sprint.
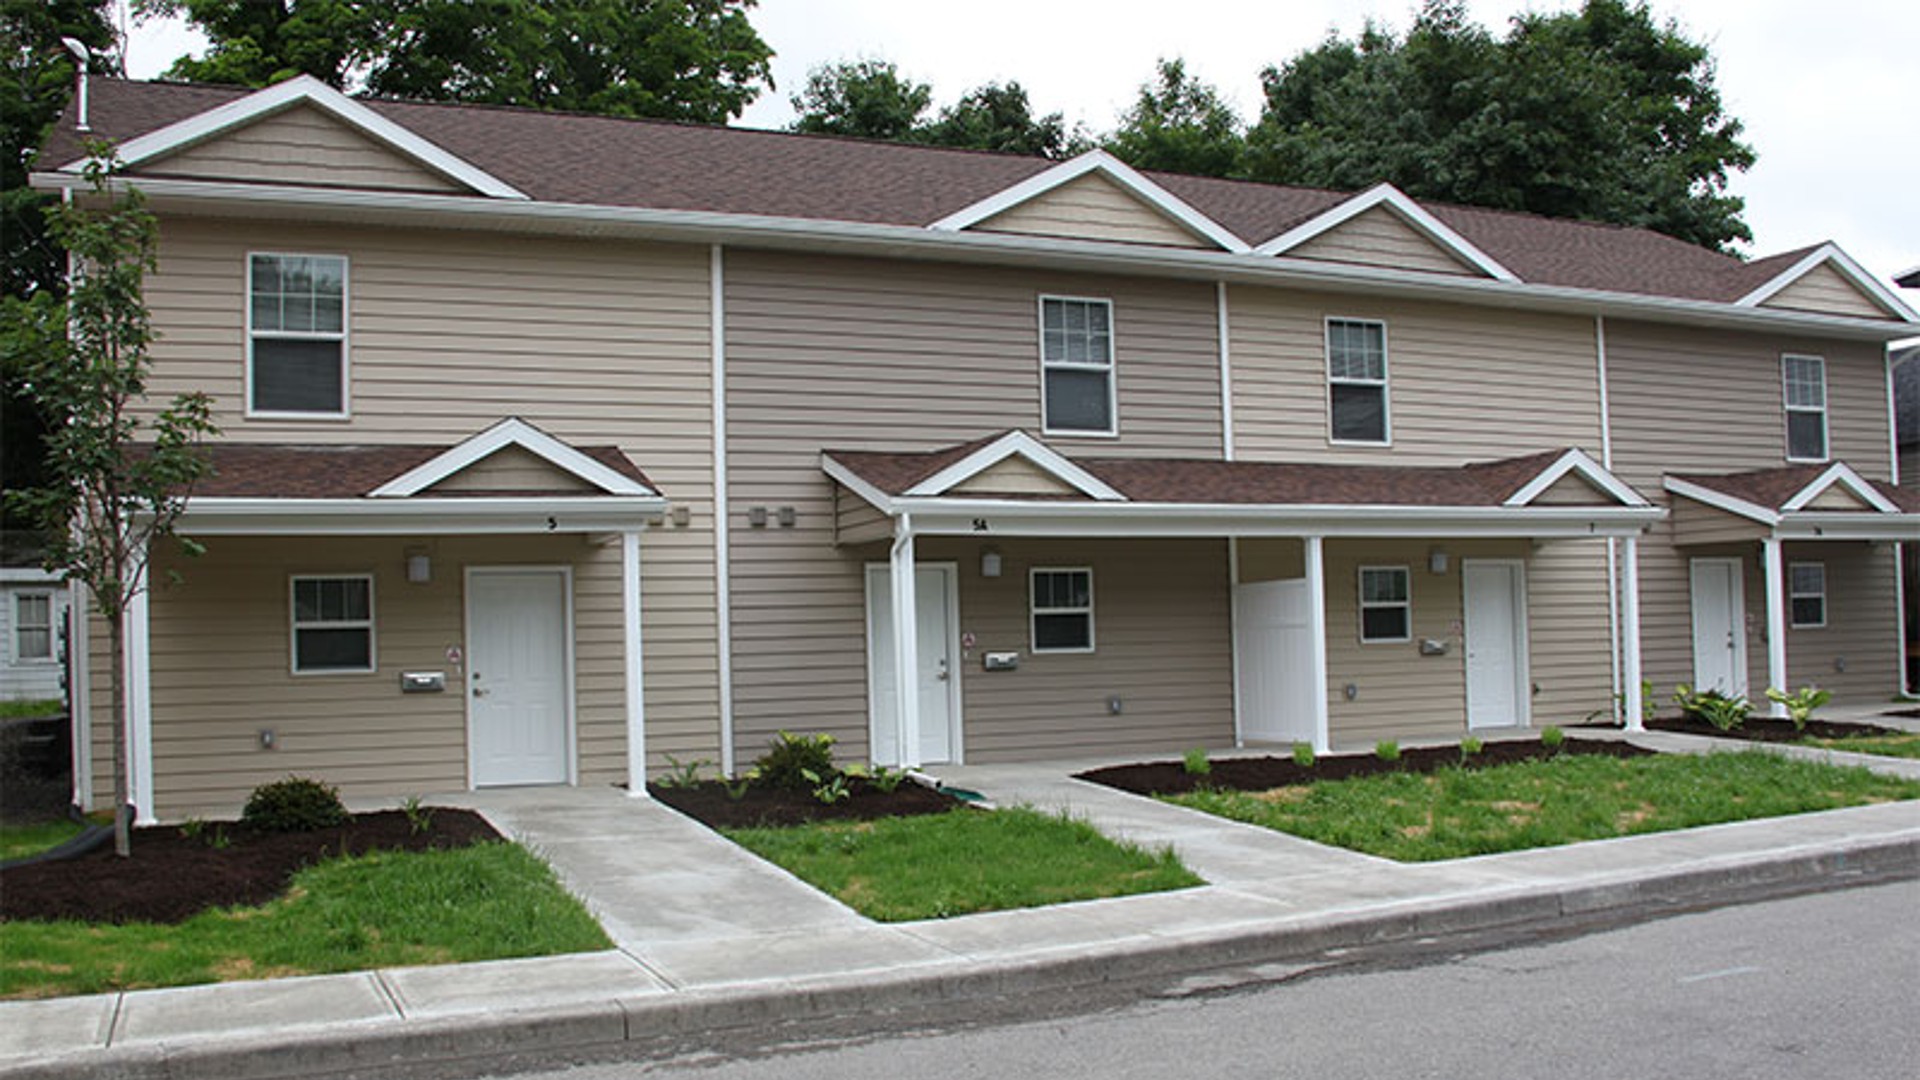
left=13, top=593, right=53, bottom=662
left=1327, top=317, right=1389, bottom=445
left=1358, top=566, right=1411, bottom=643
left=249, top=253, right=349, bottom=418
left=290, top=574, right=375, bottom=673
left=1039, top=296, right=1116, bottom=436
left=1030, top=567, right=1094, bottom=653
left=1788, top=562, right=1826, bottom=629
left=1781, top=354, right=1827, bottom=462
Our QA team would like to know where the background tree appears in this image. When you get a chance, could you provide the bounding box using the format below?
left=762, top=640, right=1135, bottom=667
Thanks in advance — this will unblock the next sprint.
left=921, top=82, right=1073, bottom=158
left=788, top=58, right=931, bottom=141
left=1102, top=58, right=1245, bottom=178
left=3, top=157, right=217, bottom=856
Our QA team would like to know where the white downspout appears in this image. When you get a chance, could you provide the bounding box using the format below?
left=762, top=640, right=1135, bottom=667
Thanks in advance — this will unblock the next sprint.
left=1763, top=537, right=1788, bottom=715
left=62, top=38, right=90, bottom=132
left=1596, top=314, right=1623, bottom=719
left=622, top=529, right=648, bottom=797
left=710, top=244, right=736, bottom=776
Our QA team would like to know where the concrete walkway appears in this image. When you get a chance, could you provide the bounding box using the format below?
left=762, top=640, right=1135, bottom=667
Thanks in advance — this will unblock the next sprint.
left=4, top=727, right=1919, bottom=1079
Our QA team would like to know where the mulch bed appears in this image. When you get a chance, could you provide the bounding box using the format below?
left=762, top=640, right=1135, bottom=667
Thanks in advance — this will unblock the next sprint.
left=1077, top=738, right=1655, bottom=797
left=0, top=809, right=500, bottom=925
left=650, top=776, right=962, bottom=830
left=1645, top=715, right=1911, bottom=743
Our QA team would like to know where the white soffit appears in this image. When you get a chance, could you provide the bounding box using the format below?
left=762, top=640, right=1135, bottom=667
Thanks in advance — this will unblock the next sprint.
left=927, top=150, right=1251, bottom=254
left=81, top=74, right=528, bottom=200
left=1253, top=182, right=1519, bottom=283
left=1779, top=462, right=1900, bottom=514
left=1736, top=243, right=1919, bottom=323
left=1503, top=448, right=1648, bottom=507
left=370, top=417, right=655, bottom=497
left=902, top=432, right=1127, bottom=501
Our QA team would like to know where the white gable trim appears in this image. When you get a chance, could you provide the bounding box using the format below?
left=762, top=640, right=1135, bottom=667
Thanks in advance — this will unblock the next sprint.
left=1779, top=462, right=1900, bottom=513
left=902, top=432, right=1126, bottom=501
left=1252, top=183, right=1519, bottom=283
left=927, top=150, right=1251, bottom=254
left=78, top=75, right=528, bottom=200
left=1502, top=448, right=1648, bottom=508
left=370, top=417, right=654, bottom=497
left=1736, top=243, right=1919, bottom=322
left=1662, top=477, right=1780, bottom=525
left=822, top=456, right=900, bottom=515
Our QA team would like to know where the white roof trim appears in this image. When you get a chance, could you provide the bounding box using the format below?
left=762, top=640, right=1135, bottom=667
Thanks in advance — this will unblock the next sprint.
left=1252, top=182, right=1519, bottom=283
left=1736, top=243, right=1919, bottom=323
left=174, top=495, right=666, bottom=536
left=927, top=150, right=1251, bottom=254
left=76, top=75, right=528, bottom=200
left=1779, top=462, right=1901, bottom=514
left=1502, top=448, right=1648, bottom=508
left=0, top=567, right=63, bottom=583
left=1662, top=477, right=1781, bottom=525
left=898, top=432, right=1126, bottom=501
left=369, top=417, right=655, bottom=498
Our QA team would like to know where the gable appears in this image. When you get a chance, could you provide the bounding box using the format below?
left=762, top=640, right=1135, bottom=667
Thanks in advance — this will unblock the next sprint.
left=423, top=445, right=599, bottom=494
left=132, top=104, right=469, bottom=194
left=1288, top=205, right=1481, bottom=277
left=949, top=455, right=1086, bottom=497
left=1525, top=472, right=1616, bottom=506
left=1759, top=261, right=1898, bottom=320
left=975, top=172, right=1215, bottom=249
left=1801, top=482, right=1877, bottom=511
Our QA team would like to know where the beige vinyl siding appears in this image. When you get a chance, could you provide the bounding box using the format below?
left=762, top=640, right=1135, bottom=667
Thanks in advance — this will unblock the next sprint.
left=137, top=105, right=468, bottom=194
left=1528, top=474, right=1614, bottom=505
left=723, top=250, right=1223, bottom=763
left=1288, top=207, right=1478, bottom=277
left=1759, top=263, right=1894, bottom=320
left=977, top=173, right=1213, bottom=249
left=950, top=456, right=1082, bottom=496
left=1524, top=541, right=1614, bottom=725
left=1670, top=499, right=1769, bottom=546
left=833, top=486, right=892, bottom=546
left=1230, top=288, right=1603, bottom=465
left=1803, top=485, right=1875, bottom=511
left=428, top=447, right=598, bottom=493
left=1782, top=542, right=1899, bottom=699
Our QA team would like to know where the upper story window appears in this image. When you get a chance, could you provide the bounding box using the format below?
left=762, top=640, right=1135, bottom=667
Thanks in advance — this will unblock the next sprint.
left=249, top=254, right=348, bottom=417
left=1781, top=354, right=1827, bottom=462
left=1040, top=296, right=1116, bottom=436
left=1327, top=318, right=1389, bottom=444
left=1030, top=567, right=1095, bottom=653
left=290, top=574, right=374, bottom=673
left=13, top=593, right=53, bottom=662
left=1358, top=566, right=1411, bottom=643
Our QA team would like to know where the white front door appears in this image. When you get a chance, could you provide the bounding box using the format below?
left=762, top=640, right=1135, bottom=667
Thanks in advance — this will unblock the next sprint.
left=865, top=564, right=959, bottom=766
left=467, top=569, right=571, bottom=787
left=1234, top=579, right=1317, bottom=745
left=1463, top=560, right=1529, bottom=729
left=1689, top=557, right=1748, bottom=696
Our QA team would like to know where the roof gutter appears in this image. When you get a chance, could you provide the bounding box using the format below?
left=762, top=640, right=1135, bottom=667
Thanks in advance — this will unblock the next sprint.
left=30, top=171, right=1916, bottom=343
left=171, top=494, right=668, bottom=536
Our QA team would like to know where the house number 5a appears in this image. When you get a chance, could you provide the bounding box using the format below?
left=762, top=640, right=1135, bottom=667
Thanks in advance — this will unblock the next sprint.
left=972, top=518, right=990, bottom=532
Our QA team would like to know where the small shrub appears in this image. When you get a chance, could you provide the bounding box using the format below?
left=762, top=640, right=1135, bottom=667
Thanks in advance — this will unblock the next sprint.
left=1540, top=726, right=1566, bottom=751
left=755, top=731, right=839, bottom=792
left=1764, top=686, right=1831, bottom=732
left=401, top=795, right=435, bottom=835
left=242, top=776, right=349, bottom=832
left=1459, top=736, right=1484, bottom=759
left=657, top=754, right=712, bottom=789
left=1374, top=740, right=1401, bottom=763
left=804, top=768, right=851, bottom=805
left=1674, top=684, right=1751, bottom=732
left=722, top=777, right=753, bottom=801
left=1291, top=742, right=1316, bottom=769
left=1182, top=747, right=1213, bottom=776
left=867, top=765, right=907, bottom=793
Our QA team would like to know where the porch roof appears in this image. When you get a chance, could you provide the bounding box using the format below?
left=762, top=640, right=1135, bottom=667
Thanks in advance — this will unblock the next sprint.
left=1664, top=461, right=1919, bottom=542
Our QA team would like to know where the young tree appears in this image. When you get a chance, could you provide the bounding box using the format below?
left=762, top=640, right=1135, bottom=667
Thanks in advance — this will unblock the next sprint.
left=1103, top=59, right=1245, bottom=178
left=2, top=155, right=217, bottom=856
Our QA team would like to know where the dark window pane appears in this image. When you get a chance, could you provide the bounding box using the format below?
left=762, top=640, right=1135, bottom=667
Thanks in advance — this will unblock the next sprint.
left=254, top=339, right=343, bottom=413
left=1790, top=597, right=1824, bottom=627
left=1331, top=383, right=1386, bottom=442
left=1045, top=368, right=1112, bottom=431
left=1034, top=612, right=1090, bottom=650
left=296, top=628, right=371, bottom=670
left=1786, top=411, right=1824, bottom=460
left=1362, top=606, right=1408, bottom=641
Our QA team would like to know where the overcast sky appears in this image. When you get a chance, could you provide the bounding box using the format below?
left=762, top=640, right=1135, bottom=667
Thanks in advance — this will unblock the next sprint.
left=115, top=0, right=1917, bottom=292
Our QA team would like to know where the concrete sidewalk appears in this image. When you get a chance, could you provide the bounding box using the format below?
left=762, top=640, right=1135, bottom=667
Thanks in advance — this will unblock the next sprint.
left=4, top=729, right=1919, bottom=1079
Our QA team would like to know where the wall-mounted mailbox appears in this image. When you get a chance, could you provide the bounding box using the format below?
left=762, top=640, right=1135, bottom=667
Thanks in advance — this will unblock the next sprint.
left=1418, top=638, right=1449, bottom=657
left=401, top=671, right=447, bottom=693
left=982, top=651, right=1020, bottom=672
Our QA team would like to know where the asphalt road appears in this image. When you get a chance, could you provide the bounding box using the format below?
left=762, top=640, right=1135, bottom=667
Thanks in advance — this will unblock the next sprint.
left=481, top=877, right=1920, bottom=1080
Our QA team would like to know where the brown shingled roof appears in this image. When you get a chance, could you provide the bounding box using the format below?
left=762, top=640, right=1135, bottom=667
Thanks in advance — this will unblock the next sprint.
left=1667, top=463, right=1910, bottom=513
left=185, top=442, right=653, bottom=498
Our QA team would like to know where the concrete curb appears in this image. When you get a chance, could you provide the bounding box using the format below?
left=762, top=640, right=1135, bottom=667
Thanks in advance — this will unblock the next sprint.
left=7, top=828, right=1914, bottom=1080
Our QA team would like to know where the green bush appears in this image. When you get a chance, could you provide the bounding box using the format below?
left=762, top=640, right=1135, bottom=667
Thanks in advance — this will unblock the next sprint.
left=1291, top=742, right=1316, bottom=768
left=1459, top=736, right=1484, bottom=759
left=1182, top=747, right=1212, bottom=776
left=1764, top=686, right=1831, bottom=731
left=754, top=731, right=838, bottom=791
left=1540, top=726, right=1566, bottom=751
left=1674, top=684, right=1750, bottom=732
left=1374, top=740, right=1401, bottom=763
left=242, top=776, right=349, bottom=832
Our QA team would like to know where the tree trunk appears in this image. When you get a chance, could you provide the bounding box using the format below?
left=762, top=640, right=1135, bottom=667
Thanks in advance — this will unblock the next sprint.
left=108, top=611, right=131, bottom=858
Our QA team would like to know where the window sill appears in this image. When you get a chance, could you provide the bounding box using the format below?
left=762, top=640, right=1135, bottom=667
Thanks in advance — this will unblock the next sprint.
left=246, top=410, right=353, bottom=422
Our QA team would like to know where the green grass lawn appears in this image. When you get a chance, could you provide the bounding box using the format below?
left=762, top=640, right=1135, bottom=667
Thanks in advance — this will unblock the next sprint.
left=1164, top=750, right=1920, bottom=862
left=1799, top=731, right=1920, bottom=760
left=1, top=842, right=610, bottom=999
left=0, top=699, right=62, bottom=719
left=723, top=807, right=1202, bottom=921
left=0, top=819, right=88, bottom=862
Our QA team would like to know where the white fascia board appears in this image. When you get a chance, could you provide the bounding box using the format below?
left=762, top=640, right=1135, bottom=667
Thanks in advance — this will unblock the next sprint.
left=0, top=567, right=63, bottom=583
left=1774, top=513, right=1920, bottom=541
left=894, top=497, right=1663, bottom=539
left=1779, top=461, right=1901, bottom=513
left=77, top=75, right=528, bottom=200
left=175, top=495, right=665, bottom=535
left=821, top=455, right=900, bottom=514
left=369, top=417, right=654, bottom=497
left=1503, top=448, right=1649, bottom=508
left=1252, top=183, right=1519, bottom=283
left=902, top=431, right=1126, bottom=501
left=33, top=172, right=1920, bottom=344
left=1662, top=477, right=1781, bottom=525
left=1736, top=243, right=1920, bottom=323
left=927, top=150, right=1251, bottom=254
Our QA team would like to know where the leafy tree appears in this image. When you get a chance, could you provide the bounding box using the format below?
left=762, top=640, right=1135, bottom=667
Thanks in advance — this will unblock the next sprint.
left=922, top=82, right=1072, bottom=158
left=134, top=0, right=774, bottom=124
left=1102, top=58, right=1245, bottom=178
left=789, top=58, right=932, bottom=141
left=1246, top=0, right=1754, bottom=250
left=3, top=155, right=218, bottom=856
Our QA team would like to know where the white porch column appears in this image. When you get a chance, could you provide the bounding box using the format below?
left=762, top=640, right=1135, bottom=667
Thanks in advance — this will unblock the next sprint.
left=125, top=561, right=155, bottom=825
left=1304, top=535, right=1331, bottom=754
left=1621, top=536, right=1645, bottom=732
left=890, top=516, right=921, bottom=768
left=1228, top=537, right=1243, bottom=747
left=1762, top=536, right=1788, bottom=715
left=69, top=579, right=92, bottom=809
left=622, top=529, right=649, bottom=797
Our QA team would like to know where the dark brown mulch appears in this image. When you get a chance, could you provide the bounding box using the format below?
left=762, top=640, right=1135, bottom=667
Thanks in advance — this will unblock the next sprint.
left=1645, top=715, right=1910, bottom=743
left=0, top=809, right=500, bottom=926
left=1077, top=738, right=1656, bottom=797
left=650, top=776, right=962, bottom=830
left=1881, top=708, right=1920, bottom=719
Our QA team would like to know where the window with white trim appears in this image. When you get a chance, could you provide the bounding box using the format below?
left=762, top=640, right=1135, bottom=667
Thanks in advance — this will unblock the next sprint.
left=1030, top=567, right=1094, bottom=653
left=290, top=575, right=374, bottom=673
left=1781, top=354, right=1827, bottom=462
left=250, top=254, right=348, bottom=416
left=1788, top=562, right=1826, bottom=628
left=1358, top=566, right=1411, bottom=643
left=1327, top=318, right=1389, bottom=444
left=1040, top=297, right=1115, bottom=435
left=13, top=593, right=53, bottom=662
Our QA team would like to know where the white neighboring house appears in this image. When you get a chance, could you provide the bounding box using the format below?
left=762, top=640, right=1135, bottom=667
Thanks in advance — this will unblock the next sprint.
left=0, top=567, right=70, bottom=704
